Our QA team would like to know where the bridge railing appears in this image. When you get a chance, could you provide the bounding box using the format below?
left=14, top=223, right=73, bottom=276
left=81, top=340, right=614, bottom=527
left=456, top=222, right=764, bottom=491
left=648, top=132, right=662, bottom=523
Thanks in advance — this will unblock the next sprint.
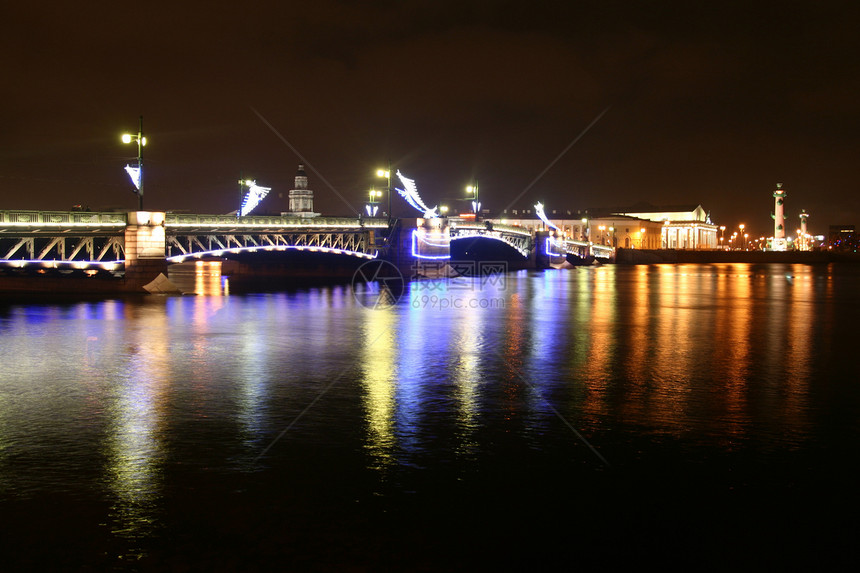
left=450, top=221, right=532, bottom=237
left=165, top=213, right=386, bottom=229
left=0, top=210, right=127, bottom=227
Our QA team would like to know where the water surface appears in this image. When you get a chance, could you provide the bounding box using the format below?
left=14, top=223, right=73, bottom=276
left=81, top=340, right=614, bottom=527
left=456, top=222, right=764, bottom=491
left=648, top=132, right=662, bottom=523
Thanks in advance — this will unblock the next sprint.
left=1, top=262, right=858, bottom=570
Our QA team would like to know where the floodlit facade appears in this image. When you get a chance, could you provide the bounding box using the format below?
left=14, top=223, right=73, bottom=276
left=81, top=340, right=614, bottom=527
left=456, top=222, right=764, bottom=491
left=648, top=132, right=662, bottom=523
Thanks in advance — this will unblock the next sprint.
left=494, top=203, right=718, bottom=249
left=613, top=204, right=718, bottom=249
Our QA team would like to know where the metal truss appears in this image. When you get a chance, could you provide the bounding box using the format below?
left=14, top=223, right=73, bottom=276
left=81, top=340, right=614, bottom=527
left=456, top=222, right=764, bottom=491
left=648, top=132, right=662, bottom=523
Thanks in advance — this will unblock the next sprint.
left=0, top=211, right=127, bottom=265
left=165, top=230, right=376, bottom=259
left=546, top=237, right=615, bottom=260
left=1, top=235, right=125, bottom=262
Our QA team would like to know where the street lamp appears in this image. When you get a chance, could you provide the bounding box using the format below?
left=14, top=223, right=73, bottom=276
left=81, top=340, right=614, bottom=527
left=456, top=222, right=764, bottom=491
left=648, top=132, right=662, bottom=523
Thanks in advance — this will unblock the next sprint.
left=121, top=116, right=146, bottom=210
left=466, top=181, right=480, bottom=220
left=366, top=188, right=383, bottom=217
left=376, top=164, right=391, bottom=223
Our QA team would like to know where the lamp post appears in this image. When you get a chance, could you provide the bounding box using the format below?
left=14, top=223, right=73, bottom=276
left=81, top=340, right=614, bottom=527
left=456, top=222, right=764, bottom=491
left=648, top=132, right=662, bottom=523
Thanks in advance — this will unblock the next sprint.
left=466, top=180, right=480, bottom=220
left=366, top=188, right=383, bottom=217
left=719, top=225, right=726, bottom=250
left=121, top=116, right=146, bottom=210
left=376, top=164, right=391, bottom=223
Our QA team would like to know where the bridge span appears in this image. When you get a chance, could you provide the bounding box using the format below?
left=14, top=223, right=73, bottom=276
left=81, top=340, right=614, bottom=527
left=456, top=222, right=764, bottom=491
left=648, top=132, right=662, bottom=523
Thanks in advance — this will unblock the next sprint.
left=0, top=209, right=614, bottom=292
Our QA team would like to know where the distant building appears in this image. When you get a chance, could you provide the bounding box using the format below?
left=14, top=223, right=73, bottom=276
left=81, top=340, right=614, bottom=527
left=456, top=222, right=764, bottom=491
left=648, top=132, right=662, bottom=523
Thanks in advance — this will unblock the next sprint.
left=492, top=202, right=717, bottom=249
left=282, top=164, right=319, bottom=218
left=613, top=203, right=718, bottom=249
left=828, top=225, right=857, bottom=252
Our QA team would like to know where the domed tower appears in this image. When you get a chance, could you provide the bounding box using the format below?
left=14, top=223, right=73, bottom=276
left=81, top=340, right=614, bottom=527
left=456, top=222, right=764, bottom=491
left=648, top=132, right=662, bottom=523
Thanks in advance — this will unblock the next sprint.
left=772, top=183, right=787, bottom=251
left=285, top=164, right=319, bottom=218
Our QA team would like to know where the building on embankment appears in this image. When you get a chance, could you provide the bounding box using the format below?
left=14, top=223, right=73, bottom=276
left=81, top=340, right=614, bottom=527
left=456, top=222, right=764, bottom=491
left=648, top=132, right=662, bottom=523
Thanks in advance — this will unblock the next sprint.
left=488, top=202, right=718, bottom=250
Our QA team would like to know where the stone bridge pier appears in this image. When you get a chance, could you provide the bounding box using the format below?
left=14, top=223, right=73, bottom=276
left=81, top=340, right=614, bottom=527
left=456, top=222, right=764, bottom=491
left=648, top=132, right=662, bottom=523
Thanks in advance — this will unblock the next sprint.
left=124, top=211, right=168, bottom=289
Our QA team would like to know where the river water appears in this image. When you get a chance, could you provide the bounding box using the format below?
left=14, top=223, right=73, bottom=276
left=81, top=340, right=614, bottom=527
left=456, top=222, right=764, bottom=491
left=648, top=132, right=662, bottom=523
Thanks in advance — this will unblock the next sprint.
left=1, top=262, right=859, bottom=570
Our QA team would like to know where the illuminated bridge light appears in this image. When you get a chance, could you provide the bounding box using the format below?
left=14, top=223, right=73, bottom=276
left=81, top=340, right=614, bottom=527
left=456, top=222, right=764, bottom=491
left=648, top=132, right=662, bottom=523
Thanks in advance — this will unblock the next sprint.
left=239, top=181, right=272, bottom=217
left=396, top=171, right=438, bottom=218
left=124, top=165, right=142, bottom=191
left=535, top=202, right=560, bottom=231
left=411, top=229, right=451, bottom=260
left=545, top=237, right=567, bottom=257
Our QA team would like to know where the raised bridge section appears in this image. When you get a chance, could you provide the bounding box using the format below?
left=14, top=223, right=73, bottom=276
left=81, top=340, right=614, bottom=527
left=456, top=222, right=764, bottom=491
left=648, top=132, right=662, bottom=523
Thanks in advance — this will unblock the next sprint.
left=410, top=219, right=534, bottom=260
left=544, top=235, right=615, bottom=261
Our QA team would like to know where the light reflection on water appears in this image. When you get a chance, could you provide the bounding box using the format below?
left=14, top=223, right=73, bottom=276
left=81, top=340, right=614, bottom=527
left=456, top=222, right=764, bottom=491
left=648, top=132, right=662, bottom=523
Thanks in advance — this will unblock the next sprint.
left=1, top=262, right=859, bottom=566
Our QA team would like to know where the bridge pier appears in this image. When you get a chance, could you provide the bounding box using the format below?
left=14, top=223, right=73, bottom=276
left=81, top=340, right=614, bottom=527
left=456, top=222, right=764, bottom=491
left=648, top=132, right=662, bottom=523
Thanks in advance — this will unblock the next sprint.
left=124, top=211, right=168, bottom=290
left=383, top=218, right=420, bottom=278
left=534, top=230, right=551, bottom=269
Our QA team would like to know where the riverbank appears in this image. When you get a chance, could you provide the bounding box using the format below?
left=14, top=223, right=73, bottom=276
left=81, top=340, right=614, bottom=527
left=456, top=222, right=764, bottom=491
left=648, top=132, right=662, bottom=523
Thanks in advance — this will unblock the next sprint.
left=615, top=248, right=860, bottom=264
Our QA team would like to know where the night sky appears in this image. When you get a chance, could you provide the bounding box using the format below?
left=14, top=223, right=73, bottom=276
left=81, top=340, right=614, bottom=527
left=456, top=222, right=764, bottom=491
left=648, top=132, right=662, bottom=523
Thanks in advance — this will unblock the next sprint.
left=2, top=1, right=859, bottom=238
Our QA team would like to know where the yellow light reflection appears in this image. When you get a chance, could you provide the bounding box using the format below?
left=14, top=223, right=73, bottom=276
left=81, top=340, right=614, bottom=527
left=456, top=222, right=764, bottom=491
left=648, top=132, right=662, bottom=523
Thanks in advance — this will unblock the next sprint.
left=360, top=307, right=398, bottom=471
left=580, top=267, right=615, bottom=420
left=104, top=304, right=169, bottom=558
left=450, top=305, right=483, bottom=455
left=194, top=261, right=223, bottom=296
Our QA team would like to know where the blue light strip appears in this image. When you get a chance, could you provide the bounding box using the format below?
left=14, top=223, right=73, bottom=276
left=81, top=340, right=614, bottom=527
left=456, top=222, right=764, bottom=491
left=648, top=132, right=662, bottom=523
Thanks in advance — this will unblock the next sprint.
left=411, top=229, right=451, bottom=260
left=544, top=237, right=567, bottom=257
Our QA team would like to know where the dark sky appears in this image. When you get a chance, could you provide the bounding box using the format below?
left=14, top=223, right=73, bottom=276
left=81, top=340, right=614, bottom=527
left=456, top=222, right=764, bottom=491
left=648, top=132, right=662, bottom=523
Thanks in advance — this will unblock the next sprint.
left=2, top=1, right=859, bottom=238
